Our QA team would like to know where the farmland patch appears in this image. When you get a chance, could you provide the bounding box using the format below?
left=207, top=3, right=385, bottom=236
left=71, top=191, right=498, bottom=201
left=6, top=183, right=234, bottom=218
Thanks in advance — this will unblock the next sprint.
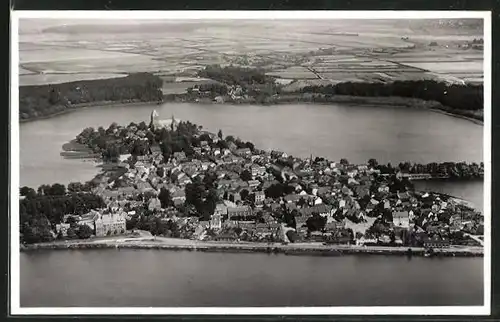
left=19, top=47, right=148, bottom=64
left=19, top=73, right=128, bottom=86
left=402, top=61, right=483, bottom=74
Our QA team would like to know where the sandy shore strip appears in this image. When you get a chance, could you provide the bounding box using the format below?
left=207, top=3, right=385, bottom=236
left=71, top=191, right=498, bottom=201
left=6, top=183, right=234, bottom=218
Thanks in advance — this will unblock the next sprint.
left=21, top=236, right=483, bottom=257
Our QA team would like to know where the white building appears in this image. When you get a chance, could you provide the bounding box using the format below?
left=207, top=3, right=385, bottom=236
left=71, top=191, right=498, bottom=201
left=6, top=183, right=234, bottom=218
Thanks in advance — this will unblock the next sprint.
left=55, top=223, right=71, bottom=237
left=210, top=213, right=222, bottom=230
left=150, top=110, right=180, bottom=131
left=95, top=212, right=127, bottom=237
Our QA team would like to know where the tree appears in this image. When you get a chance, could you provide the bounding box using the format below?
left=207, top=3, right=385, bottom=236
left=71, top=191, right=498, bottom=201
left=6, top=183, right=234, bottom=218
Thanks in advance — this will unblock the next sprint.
left=49, top=183, right=66, bottom=196
left=37, top=184, right=51, bottom=196
left=286, top=230, right=299, bottom=243
left=20, top=186, right=36, bottom=198
left=264, top=183, right=285, bottom=199
left=297, top=197, right=307, bottom=207
left=158, top=188, right=173, bottom=208
left=368, top=158, right=378, bottom=168
left=306, top=213, right=326, bottom=232
left=77, top=224, right=93, bottom=239
left=203, top=171, right=218, bottom=188
left=138, top=121, right=148, bottom=131
left=240, top=169, right=252, bottom=181
left=240, top=189, right=250, bottom=201
left=66, top=215, right=77, bottom=227
left=218, top=129, right=223, bottom=140
left=67, top=227, right=77, bottom=239
left=68, top=182, right=84, bottom=193
left=103, top=145, right=120, bottom=162
left=48, top=86, right=60, bottom=104
left=283, top=209, right=297, bottom=229
left=245, top=141, right=255, bottom=151
left=185, top=182, right=205, bottom=210
left=340, top=158, right=349, bottom=166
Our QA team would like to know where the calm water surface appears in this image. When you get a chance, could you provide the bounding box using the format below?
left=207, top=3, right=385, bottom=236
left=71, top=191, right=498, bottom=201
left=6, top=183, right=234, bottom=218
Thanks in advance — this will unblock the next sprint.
left=19, top=103, right=484, bottom=307
left=20, top=249, right=484, bottom=307
left=414, top=179, right=483, bottom=213
left=20, top=102, right=483, bottom=187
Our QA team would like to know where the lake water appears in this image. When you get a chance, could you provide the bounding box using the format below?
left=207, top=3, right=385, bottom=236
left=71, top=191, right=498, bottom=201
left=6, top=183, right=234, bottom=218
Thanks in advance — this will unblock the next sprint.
left=413, top=179, right=484, bottom=213
left=20, top=102, right=483, bottom=186
left=20, top=249, right=484, bottom=307
left=19, top=102, right=484, bottom=307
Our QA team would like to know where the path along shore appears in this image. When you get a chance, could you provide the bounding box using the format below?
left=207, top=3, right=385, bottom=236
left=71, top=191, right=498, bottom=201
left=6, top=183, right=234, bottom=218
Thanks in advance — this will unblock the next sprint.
left=21, top=236, right=484, bottom=258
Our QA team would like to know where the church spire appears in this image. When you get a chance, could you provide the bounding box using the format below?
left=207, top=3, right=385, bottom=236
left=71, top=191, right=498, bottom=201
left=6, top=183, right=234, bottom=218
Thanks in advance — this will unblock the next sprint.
left=150, top=109, right=159, bottom=129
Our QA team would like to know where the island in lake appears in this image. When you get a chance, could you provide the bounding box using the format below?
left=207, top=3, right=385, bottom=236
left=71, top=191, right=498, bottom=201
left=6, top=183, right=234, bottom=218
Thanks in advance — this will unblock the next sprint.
left=20, top=110, right=484, bottom=257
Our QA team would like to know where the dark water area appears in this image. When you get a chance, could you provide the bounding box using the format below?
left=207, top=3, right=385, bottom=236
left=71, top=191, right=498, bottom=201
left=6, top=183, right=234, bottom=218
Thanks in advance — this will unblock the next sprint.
left=20, top=249, right=484, bottom=307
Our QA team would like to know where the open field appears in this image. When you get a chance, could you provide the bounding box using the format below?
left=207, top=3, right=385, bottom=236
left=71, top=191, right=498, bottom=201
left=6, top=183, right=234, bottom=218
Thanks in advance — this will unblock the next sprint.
left=18, top=19, right=483, bottom=86
left=19, top=73, right=128, bottom=86
left=160, top=79, right=220, bottom=94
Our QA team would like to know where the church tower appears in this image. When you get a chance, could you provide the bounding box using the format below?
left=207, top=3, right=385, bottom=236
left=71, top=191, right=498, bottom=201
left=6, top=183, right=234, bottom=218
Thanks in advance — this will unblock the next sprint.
left=150, top=109, right=160, bottom=129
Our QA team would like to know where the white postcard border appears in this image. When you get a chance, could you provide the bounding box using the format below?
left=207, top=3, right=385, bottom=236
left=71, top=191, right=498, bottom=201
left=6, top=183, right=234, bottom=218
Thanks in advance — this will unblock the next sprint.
left=10, top=10, right=492, bottom=316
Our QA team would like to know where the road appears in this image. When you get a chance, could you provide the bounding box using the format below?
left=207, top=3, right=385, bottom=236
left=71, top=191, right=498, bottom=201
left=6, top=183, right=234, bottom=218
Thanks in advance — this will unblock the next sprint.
left=37, top=234, right=483, bottom=256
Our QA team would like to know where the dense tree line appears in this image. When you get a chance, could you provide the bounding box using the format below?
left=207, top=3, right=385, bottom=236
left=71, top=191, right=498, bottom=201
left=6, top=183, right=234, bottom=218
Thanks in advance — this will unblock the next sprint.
left=126, top=214, right=181, bottom=238
left=74, top=119, right=204, bottom=161
left=156, top=121, right=201, bottom=159
left=370, top=159, right=484, bottom=179
left=403, top=161, right=483, bottom=178
left=264, top=182, right=296, bottom=199
left=298, top=80, right=483, bottom=112
left=19, top=184, right=106, bottom=244
left=197, top=65, right=274, bottom=88
left=187, top=83, right=229, bottom=98
left=19, top=73, right=164, bottom=120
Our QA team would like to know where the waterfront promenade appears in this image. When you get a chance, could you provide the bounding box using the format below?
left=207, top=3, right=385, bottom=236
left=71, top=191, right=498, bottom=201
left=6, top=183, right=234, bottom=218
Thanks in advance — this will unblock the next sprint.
left=22, top=235, right=483, bottom=257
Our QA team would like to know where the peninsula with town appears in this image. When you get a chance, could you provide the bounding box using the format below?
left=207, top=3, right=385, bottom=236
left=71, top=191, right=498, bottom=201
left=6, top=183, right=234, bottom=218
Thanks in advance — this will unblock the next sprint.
left=20, top=110, right=484, bottom=257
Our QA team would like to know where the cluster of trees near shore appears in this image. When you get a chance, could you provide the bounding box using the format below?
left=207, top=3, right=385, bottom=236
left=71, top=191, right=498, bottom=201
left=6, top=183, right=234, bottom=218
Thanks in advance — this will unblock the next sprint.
left=297, top=80, right=483, bottom=112
left=191, top=66, right=484, bottom=115
left=367, top=159, right=484, bottom=179
left=197, top=64, right=274, bottom=87
left=196, top=65, right=280, bottom=103
left=19, top=183, right=105, bottom=244
left=19, top=73, right=164, bottom=121
left=74, top=117, right=255, bottom=164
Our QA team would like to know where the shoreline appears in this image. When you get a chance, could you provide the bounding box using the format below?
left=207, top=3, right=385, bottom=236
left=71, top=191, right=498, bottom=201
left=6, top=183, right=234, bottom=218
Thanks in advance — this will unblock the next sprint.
left=166, top=94, right=484, bottom=125
left=21, top=238, right=483, bottom=258
left=19, top=100, right=161, bottom=124
left=19, top=94, right=483, bottom=126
